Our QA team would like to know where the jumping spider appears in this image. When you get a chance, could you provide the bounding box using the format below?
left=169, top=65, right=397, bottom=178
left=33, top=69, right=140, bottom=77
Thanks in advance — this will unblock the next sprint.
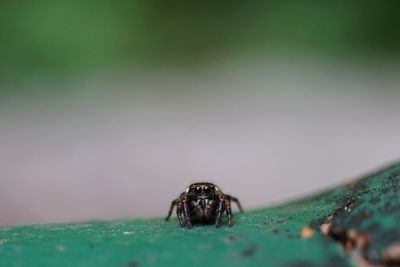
left=165, top=182, right=243, bottom=228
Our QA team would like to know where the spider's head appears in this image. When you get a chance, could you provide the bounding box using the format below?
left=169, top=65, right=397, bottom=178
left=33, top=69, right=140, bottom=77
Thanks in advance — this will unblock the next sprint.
left=187, top=182, right=218, bottom=199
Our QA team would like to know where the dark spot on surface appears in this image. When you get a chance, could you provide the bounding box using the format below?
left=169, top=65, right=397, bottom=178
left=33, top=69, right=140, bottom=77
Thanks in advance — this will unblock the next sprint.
left=126, top=261, right=139, bottom=267
left=227, top=235, right=236, bottom=241
left=287, top=233, right=298, bottom=239
left=284, top=260, right=316, bottom=267
left=89, top=243, right=95, bottom=249
left=240, top=246, right=258, bottom=257
left=264, top=217, right=290, bottom=225
left=272, top=229, right=279, bottom=234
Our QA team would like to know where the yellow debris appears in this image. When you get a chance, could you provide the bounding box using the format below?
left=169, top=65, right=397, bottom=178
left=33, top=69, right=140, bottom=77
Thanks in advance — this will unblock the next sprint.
left=300, top=227, right=314, bottom=239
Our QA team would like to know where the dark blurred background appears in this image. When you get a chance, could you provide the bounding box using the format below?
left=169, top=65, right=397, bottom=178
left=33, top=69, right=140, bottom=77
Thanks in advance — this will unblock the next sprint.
left=0, top=1, right=399, bottom=226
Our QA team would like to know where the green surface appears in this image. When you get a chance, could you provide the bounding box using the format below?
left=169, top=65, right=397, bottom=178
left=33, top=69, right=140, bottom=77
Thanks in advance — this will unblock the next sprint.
left=1, top=163, right=400, bottom=267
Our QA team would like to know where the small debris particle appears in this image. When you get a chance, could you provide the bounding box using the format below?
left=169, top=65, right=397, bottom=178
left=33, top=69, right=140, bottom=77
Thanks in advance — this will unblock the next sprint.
left=382, top=243, right=400, bottom=265
left=123, top=231, right=134, bottom=235
left=126, top=261, right=139, bottom=267
left=287, top=233, right=297, bottom=239
left=284, top=261, right=315, bottom=267
left=227, top=235, right=236, bottom=241
left=0, top=239, right=6, bottom=245
left=264, top=217, right=290, bottom=225
left=241, top=246, right=258, bottom=257
left=300, top=227, right=314, bottom=239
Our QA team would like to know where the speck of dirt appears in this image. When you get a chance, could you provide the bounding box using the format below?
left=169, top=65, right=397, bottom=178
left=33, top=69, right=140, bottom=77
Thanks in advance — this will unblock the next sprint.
left=123, top=231, right=134, bottom=235
left=240, top=246, right=258, bottom=257
left=284, top=260, right=316, bottom=267
left=272, top=229, right=279, bottom=234
left=300, top=227, right=314, bottom=239
left=287, top=233, right=298, bottom=239
left=227, top=235, right=236, bottom=241
left=264, top=217, right=291, bottom=225
left=126, top=261, right=139, bottom=267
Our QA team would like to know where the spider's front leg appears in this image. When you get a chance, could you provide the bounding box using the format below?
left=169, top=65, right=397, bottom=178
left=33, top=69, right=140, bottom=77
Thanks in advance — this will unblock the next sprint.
left=165, top=199, right=179, bottom=221
left=214, top=195, right=225, bottom=228
left=227, top=194, right=244, bottom=212
left=182, top=196, right=192, bottom=229
left=176, top=201, right=185, bottom=227
left=225, top=198, right=233, bottom=227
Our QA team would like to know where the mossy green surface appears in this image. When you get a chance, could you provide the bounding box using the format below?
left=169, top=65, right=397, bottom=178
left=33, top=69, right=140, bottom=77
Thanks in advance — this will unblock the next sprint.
left=1, top=163, right=399, bottom=267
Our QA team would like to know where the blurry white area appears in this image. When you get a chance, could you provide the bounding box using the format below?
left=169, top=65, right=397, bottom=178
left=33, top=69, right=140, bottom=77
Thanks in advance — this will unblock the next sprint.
left=0, top=59, right=399, bottom=226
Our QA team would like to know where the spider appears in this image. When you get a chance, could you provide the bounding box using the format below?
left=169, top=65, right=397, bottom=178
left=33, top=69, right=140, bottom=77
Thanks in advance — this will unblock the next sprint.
left=165, top=182, right=243, bottom=228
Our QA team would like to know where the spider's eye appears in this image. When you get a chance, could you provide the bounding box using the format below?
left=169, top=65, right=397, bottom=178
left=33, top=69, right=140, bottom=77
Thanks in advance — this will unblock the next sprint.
left=195, top=187, right=202, bottom=193
left=203, top=186, right=211, bottom=193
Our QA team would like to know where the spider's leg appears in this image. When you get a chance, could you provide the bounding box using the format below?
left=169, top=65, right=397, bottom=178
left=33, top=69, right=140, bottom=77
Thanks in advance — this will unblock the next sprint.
left=176, top=202, right=185, bottom=227
left=225, top=199, right=233, bottom=227
left=227, top=195, right=244, bottom=212
left=165, top=199, right=179, bottom=221
left=214, top=197, right=225, bottom=228
left=182, top=197, right=192, bottom=229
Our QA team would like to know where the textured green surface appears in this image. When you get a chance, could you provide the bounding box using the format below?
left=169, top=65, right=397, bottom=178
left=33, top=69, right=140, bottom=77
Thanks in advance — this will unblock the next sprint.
left=1, top=163, right=399, bottom=267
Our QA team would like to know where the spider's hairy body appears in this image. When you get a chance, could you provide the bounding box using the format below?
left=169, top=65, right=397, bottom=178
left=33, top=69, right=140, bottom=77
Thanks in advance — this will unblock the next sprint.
left=165, top=182, right=243, bottom=228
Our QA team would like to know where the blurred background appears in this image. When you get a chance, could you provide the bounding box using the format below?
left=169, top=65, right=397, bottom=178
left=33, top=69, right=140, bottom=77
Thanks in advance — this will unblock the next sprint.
left=0, top=1, right=400, bottom=226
